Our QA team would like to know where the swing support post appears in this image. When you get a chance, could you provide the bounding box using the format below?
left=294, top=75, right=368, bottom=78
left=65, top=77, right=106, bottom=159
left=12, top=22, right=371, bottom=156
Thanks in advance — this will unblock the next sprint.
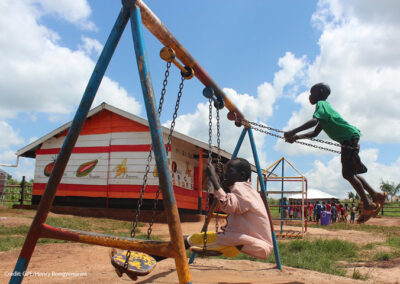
left=9, top=7, right=130, bottom=284
left=129, top=4, right=191, bottom=283
left=248, top=128, right=282, bottom=270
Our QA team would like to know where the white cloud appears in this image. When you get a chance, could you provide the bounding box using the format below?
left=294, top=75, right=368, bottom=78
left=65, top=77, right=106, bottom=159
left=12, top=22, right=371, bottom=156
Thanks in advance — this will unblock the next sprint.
left=0, top=0, right=141, bottom=177
left=167, top=52, right=306, bottom=167
left=0, top=0, right=141, bottom=118
left=277, top=0, right=400, bottom=158
left=0, top=122, right=24, bottom=150
left=79, top=36, right=103, bottom=57
left=29, top=0, right=97, bottom=31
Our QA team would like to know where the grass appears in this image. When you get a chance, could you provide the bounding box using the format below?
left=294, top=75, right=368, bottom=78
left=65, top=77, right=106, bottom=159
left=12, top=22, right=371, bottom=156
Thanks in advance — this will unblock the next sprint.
left=382, top=205, right=400, bottom=217
left=386, top=236, right=400, bottom=248
left=0, top=225, right=30, bottom=235
left=373, top=251, right=397, bottom=261
left=305, top=221, right=400, bottom=236
left=351, top=268, right=369, bottom=280
left=2, top=207, right=400, bottom=280
left=214, top=238, right=359, bottom=276
left=0, top=208, right=146, bottom=252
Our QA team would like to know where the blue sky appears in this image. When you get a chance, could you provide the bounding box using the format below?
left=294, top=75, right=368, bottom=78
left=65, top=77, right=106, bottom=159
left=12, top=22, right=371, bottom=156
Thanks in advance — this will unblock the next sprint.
left=1, top=0, right=399, bottom=198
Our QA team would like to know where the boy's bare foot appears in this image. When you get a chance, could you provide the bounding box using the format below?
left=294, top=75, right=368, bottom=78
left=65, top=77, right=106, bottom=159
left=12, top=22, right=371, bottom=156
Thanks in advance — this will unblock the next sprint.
left=357, top=203, right=381, bottom=223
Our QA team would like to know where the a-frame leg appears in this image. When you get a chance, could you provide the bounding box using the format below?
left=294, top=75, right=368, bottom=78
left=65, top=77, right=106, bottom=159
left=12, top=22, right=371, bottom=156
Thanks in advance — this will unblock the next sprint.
left=9, top=8, right=131, bottom=284
left=129, top=4, right=191, bottom=284
left=248, top=128, right=282, bottom=270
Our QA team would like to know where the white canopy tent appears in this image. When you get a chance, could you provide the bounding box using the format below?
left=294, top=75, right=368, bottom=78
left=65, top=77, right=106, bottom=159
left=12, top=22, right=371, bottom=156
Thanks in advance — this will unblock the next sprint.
left=290, top=188, right=339, bottom=203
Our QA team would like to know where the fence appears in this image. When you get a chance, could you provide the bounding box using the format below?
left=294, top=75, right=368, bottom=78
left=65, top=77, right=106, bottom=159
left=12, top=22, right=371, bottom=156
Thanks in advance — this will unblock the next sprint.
left=0, top=176, right=32, bottom=205
left=381, top=202, right=400, bottom=217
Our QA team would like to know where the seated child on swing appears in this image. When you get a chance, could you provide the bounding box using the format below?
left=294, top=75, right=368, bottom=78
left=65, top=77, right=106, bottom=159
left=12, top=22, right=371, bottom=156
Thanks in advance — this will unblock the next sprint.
left=187, top=157, right=273, bottom=260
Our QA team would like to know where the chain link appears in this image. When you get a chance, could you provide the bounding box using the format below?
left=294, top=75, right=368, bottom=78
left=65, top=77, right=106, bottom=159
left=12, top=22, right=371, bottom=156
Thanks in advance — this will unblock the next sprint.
left=215, top=108, right=222, bottom=233
left=249, top=123, right=341, bottom=154
left=124, top=62, right=171, bottom=269
left=147, top=74, right=185, bottom=239
left=238, top=118, right=358, bottom=153
left=202, top=98, right=213, bottom=252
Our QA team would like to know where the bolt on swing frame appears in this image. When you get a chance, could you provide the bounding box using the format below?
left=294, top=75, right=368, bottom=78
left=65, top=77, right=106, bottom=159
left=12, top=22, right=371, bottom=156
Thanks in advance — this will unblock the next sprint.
left=10, top=1, right=280, bottom=283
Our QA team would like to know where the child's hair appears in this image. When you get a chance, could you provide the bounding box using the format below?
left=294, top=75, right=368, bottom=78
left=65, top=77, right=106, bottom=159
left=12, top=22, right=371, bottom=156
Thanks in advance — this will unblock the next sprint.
left=231, top=157, right=251, bottom=181
left=310, top=83, right=330, bottom=100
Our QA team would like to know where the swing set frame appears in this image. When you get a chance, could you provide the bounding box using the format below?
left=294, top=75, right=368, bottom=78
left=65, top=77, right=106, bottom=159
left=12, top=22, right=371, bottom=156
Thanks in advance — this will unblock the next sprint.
left=10, top=1, right=281, bottom=283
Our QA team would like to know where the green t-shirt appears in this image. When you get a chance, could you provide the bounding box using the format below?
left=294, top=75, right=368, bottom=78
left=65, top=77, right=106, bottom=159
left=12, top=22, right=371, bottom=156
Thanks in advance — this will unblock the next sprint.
left=313, top=101, right=360, bottom=143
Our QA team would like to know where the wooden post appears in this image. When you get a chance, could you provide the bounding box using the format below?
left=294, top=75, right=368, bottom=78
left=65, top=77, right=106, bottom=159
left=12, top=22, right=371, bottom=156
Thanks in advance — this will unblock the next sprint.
left=20, top=176, right=25, bottom=205
left=198, top=148, right=203, bottom=213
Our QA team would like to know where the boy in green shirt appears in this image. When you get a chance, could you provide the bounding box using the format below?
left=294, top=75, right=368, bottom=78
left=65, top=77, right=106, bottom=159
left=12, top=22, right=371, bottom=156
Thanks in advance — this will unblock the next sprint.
left=284, top=83, right=386, bottom=223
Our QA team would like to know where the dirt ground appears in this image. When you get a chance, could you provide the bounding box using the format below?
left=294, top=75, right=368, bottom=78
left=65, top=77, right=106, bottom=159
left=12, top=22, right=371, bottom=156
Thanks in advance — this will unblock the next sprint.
left=1, top=213, right=400, bottom=283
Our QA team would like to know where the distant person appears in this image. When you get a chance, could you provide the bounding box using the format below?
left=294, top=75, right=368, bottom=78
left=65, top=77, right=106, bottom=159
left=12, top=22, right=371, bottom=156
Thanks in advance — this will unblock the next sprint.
left=308, top=203, right=314, bottom=221
left=344, top=203, right=349, bottom=223
left=326, top=201, right=332, bottom=212
left=340, top=204, right=346, bottom=222
left=284, top=83, right=387, bottom=223
left=322, top=201, right=326, bottom=211
left=296, top=202, right=301, bottom=219
left=337, top=203, right=342, bottom=222
left=289, top=202, right=294, bottom=219
left=331, top=202, right=337, bottom=223
left=313, top=202, right=317, bottom=222
left=350, top=203, right=356, bottom=224
left=316, top=201, right=322, bottom=224
left=283, top=198, right=289, bottom=220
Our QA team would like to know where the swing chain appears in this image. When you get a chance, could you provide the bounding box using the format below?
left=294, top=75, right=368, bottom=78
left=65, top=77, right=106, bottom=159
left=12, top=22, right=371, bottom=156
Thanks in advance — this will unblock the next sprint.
left=236, top=117, right=360, bottom=154
left=125, top=62, right=171, bottom=270
left=215, top=108, right=222, bottom=233
left=249, top=123, right=342, bottom=154
left=203, top=98, right=213, bottom=252
left=147, top=75, right=185, bottom=239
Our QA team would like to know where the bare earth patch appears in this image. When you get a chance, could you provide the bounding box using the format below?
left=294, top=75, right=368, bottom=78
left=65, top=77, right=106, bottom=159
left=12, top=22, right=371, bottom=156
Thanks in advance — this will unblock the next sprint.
left=1, top=243, right=364, bottom=284
left=1, top=213, right=400, bottom=283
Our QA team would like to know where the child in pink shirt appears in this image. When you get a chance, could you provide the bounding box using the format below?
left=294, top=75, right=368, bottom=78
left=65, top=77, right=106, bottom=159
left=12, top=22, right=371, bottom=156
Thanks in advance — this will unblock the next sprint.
left=188, top=158, right=273, bottom=260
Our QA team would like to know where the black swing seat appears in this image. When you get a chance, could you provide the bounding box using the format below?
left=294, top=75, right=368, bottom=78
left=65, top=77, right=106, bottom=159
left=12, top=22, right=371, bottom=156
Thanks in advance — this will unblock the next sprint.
left=189, top=246, right=223, bottom=257
left=111, top=250, right=157, bottom=280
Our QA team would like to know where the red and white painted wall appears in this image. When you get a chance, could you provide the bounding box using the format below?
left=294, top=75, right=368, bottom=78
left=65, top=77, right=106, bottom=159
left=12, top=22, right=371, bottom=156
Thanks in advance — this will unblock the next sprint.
left=19, top=103, right=231, bottom=212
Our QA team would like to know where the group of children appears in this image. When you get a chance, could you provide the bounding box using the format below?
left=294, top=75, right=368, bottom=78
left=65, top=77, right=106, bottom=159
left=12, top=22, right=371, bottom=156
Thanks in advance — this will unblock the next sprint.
left=113, top=83, right=387, bottom=279
left=309, top=201, right=358, bottom=224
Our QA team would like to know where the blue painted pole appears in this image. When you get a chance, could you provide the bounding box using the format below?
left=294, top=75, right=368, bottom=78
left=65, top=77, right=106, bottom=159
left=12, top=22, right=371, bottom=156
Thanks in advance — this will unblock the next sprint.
left=232, top=127, right=248, bottom=158
left=247, top=128, right=282, bottom=270
left=9, top=7, right=130, bottom=284
left=281, top=159, right=284, bottom=233
left=129, top=4, right=191, bottom=283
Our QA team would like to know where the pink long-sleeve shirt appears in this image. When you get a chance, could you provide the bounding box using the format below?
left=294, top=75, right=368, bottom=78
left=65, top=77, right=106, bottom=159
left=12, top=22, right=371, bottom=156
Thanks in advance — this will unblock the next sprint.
left=214, top=181, right=273, bottom=259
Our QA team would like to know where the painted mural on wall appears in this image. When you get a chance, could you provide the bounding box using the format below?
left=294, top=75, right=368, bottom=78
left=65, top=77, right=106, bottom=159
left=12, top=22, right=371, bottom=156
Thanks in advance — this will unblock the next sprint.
left=171, top=145, right=195, bottom=190
left=43, top=156, right=57, bottom=177
left=76, top=160, right=98, bottom=177
left=114, top=158, right=127, bottom=178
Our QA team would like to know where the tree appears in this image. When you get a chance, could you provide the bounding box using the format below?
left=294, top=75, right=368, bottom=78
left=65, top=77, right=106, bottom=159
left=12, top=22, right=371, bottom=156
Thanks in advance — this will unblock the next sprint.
left=348, top=192, right=355, bottom=202
left=380, top=181, right=400, bottom=202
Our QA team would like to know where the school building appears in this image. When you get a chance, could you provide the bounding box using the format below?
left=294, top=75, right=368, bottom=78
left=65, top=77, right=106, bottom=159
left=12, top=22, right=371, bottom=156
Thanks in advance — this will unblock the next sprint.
left=17, top=102, right=240, bottom=213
